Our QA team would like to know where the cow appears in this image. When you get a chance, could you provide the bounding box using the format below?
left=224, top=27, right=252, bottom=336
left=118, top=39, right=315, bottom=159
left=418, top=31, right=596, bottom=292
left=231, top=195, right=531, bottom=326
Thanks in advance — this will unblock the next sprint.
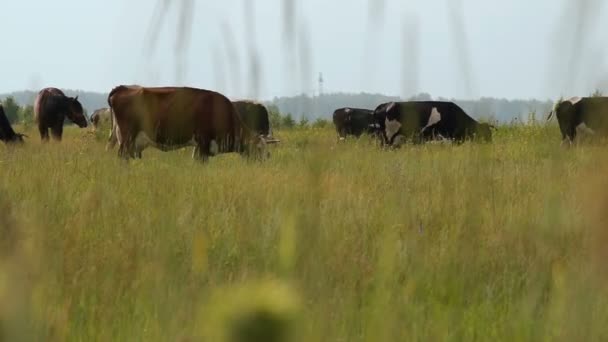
left=547, top=96, right=608, bottom=145
left=34, top=87, right=88, bottom=141
left=90, top=107, right=113, bottom=131
left=332, top=107, right=379, bottom=141
left=373, top=101, right=493, bottom=146
left=90, top=107, right=118, bottom=150
left=0, top=104, right=26, bottom=144
left=232, top=100, right=279, bottom=142
left=107, top=85, right=274, bottom=161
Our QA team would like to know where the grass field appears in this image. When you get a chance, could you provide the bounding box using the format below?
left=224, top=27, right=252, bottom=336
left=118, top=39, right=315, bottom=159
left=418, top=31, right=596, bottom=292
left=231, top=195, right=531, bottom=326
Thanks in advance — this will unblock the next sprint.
left=1, top=123, right=608, bottom=341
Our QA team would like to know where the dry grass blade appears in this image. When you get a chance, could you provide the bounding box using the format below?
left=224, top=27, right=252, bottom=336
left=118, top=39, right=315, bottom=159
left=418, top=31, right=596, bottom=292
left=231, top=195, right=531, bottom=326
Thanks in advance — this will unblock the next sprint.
left=447, top=0, right=476, bottom=98
left=144, top=0, right=171, bottom=55
left=401, top=13, right=420, bottom=98
left=174, top=0, right=194, bottom=82
left=244, top=0, right=261, bottom=99
left=549, top=0, right=606, bottom=96
left=145, top=0, right=194, bottom=83
left=282, top=0, right=296, bottom=48
left=368, top=0, right=386, bottom=27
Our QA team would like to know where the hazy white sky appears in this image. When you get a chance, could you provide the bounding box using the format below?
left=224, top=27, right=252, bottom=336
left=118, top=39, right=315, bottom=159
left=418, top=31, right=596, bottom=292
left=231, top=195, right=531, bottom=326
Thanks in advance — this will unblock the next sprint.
left=0, top=0, right=606, bottom=100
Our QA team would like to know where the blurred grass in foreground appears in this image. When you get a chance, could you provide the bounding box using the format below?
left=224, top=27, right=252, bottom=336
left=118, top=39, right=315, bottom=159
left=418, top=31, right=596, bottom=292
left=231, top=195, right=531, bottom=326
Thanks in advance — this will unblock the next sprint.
left=1, top=124, right=608, bottom=341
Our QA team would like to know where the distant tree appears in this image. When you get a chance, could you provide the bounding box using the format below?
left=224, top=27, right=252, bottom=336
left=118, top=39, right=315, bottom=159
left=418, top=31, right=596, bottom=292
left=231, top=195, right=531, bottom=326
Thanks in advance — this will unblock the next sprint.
left=1, top=96, right=20, bottom=123
left=591, top=89, right=603, bottom=97
left=282, top=113, right=295, bottom=129
left=18, top=105, right=35, bottom=125
left=312, top=118, right=330, bottom=129
left=298, top=117, right=309, bottom=128
left=267, top=104, right=282, bottom=129
left=527, top=110, right=538, bottom=125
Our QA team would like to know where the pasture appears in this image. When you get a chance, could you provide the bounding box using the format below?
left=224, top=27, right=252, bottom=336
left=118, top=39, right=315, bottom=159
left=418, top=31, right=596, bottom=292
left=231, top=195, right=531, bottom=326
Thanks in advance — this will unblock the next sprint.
left=1, top=124, right=608, bottom=341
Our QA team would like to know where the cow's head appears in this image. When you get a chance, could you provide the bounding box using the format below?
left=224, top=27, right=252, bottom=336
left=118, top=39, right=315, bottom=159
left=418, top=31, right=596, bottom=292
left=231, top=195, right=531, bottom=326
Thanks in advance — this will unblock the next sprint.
left=90, top=113, right=100, bottom=129
left=5, top=133, right=27, bottom=144
left=245, top=134, right=280, bottom=160
left=67, top=96, right=88, bottom=128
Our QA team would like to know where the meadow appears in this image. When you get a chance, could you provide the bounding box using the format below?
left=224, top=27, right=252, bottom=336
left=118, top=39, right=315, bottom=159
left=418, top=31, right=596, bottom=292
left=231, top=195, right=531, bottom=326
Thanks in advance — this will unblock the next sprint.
left=1, top=123, right=608, bottom=341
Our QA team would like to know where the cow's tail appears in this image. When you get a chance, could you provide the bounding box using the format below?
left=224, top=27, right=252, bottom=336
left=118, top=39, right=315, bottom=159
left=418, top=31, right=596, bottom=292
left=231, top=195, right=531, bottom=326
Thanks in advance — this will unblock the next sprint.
left=33, top=88, right=49, bottom=122
left=107, top=86, right=126, bottom=108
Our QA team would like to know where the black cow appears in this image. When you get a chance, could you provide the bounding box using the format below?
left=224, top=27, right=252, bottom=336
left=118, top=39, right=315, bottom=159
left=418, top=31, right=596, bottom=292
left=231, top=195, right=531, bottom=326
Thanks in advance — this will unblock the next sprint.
left=547, top=96, right=608, bottom=145
left=232, top=101, right=279, bottom=142
left=0, top=104, right=26, bottom=144
left=332, top=107, right=378, bottom=141
left=373, top=101, right=493, bottom=146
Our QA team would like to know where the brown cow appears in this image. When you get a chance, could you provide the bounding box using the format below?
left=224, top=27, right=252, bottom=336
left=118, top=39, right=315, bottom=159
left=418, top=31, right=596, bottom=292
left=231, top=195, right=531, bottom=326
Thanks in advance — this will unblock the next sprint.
left=0, top=104, right=26, bottom=144
left=34, top=87, right=87, bottom=141
left=108, top=85, right=273, bottom=161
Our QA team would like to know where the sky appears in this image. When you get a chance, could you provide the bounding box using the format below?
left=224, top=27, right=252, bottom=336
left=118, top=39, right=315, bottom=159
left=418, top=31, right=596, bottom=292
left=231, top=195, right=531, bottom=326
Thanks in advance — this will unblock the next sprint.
left=0, top=0, right=607, bottom=101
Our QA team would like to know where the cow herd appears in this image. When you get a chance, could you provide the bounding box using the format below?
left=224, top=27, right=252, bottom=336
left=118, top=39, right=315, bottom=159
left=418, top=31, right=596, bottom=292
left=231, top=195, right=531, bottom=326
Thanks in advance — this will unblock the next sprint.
left=1, top=86, right=608, bottom=159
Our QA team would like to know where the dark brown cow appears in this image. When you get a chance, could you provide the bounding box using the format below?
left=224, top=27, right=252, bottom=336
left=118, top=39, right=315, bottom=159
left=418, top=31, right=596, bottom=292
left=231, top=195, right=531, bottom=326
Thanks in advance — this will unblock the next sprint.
left=332, top=107, right=378, bottom=141
left=0, top=105, right=26, bottom=144
left=232, top=100, right=279, bottom=142
left=108, top=85, right=271, bottom=161
left=34, top=87, right=87, bottom=141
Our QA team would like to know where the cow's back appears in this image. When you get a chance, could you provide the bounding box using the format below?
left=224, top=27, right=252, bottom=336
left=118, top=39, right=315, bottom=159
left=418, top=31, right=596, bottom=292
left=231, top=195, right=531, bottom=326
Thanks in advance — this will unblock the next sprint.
left=34, top=87, right=65, bottom=123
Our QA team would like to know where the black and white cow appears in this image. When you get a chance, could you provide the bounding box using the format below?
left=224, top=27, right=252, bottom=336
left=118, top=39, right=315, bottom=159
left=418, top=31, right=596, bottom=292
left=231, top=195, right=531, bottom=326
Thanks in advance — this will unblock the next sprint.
left=373, top=101, right=493, bottom=146
left=332, top=107, right=379, bottom=141
left=548, top=96, right=608, bottom=145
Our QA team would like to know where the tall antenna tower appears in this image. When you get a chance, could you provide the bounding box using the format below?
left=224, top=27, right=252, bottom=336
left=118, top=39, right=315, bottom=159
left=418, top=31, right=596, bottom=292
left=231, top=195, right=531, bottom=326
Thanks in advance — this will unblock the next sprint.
left=318, top=72, right=324, bottom=96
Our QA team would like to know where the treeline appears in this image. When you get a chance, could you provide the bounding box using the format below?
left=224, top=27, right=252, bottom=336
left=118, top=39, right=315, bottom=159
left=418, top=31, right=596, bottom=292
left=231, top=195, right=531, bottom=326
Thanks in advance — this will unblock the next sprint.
left=267, top=104, right=331, bottom=130
left=2, top=89, right=562, bottom=125
left=269, top=92, right=556, bottom=123
left=0, top=97, right=35, bottom=125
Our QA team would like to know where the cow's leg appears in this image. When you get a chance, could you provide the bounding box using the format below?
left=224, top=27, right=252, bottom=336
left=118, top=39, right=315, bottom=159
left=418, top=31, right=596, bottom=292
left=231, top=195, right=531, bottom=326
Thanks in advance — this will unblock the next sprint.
left=38, top=125, right=50, bottom=142
left=193, top=139, right=211, bottom=162
left=50, top=125, right=63, bottom=142
left=118, top=135, right=135, bottom=160
left=106, top=126, right=117, bottom=151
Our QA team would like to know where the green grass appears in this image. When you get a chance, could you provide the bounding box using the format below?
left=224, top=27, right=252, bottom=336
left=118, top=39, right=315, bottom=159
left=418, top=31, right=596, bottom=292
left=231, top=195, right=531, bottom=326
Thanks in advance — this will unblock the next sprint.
left=1, top=124, right=608, bottom=341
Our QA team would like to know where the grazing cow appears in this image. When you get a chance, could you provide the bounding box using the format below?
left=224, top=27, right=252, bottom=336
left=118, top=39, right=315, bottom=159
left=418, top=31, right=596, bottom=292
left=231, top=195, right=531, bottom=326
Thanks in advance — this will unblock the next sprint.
left=34, top=87, right=88, bottom=141
left=232, top=100, right=279, bottom=142
left=547, top=96, right=608, bottom=145
left=373, top=101, right=493, bottom=146
left=332, top=107, right=379, bottom=141
left=108, top=85, right=274, bottom=160
left=0, top=105, right=26, bottom=144
left=90, top=107, right=118, bottom=150
left=90, top=107, right=113, bottom=131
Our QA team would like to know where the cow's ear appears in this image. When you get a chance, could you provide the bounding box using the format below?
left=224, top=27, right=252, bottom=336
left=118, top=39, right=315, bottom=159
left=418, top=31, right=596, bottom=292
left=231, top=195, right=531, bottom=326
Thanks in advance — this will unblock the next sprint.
left=74, top=95, right=79, bottom=101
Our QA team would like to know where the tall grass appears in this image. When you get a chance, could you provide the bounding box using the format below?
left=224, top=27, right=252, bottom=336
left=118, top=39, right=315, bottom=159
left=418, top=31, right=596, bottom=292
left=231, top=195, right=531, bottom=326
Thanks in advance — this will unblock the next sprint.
left=1, top=124, right=608, bottom=341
